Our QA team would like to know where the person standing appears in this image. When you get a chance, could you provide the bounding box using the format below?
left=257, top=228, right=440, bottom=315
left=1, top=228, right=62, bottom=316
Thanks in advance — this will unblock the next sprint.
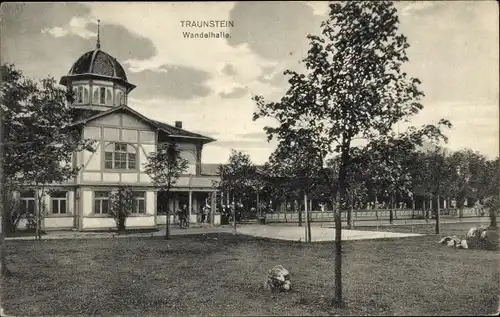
left=178, top=204, right=188, bottom=229
left=200, top=204, right=208, bottom=223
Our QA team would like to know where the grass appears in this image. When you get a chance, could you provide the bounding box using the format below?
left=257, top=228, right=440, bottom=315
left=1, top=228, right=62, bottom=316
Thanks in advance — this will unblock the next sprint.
left=2, top=231, right=499, bottom=316
left=354, top=222, right=497, bottom=236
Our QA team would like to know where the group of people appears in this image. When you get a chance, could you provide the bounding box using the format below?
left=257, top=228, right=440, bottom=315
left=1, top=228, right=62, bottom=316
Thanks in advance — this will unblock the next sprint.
left=219, top=202, right=243, bottom=223
left=175, top=203, right=212, bottom=228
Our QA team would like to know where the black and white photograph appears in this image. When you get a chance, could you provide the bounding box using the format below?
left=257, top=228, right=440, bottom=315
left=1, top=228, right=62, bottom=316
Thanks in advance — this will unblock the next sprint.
left=0, top=1, right=499, bottom=316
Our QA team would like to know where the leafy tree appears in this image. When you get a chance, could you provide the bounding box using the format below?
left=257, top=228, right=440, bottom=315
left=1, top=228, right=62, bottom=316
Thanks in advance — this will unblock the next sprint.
left=0, top=93, right=6, bottom=276
left=253, top=2, right=450, bottom=307
left=215, top=150, right=257, bottom=234
left=1, top=63, right=96, bottom=241
left=415, top=147, right=454, bottom=233
left=144, top=142, right=188, bottom=240
left=108, top=186, right=135, bottom=232
left=266, top=131, right=325, bottom=241
left=362, top=125, right=451, bottom=225
left=477, top=157, right=500, bottom=228
left=448, top=149, right=488, bottom=217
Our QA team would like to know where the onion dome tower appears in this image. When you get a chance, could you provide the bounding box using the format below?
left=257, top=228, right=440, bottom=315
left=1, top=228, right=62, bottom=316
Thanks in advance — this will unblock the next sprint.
left=59, top=20, right=136, bottom=115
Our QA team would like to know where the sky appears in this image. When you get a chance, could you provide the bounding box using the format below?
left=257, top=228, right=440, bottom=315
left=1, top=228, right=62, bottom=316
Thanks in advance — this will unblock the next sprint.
left=1, top=1, right=498, bottom=164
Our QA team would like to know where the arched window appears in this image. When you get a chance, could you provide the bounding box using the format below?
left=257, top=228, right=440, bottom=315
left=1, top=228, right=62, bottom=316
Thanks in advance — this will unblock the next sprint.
left=100, top=87, right=106, bottom=104
left=107, top=88, right=112, bottom=105
left=84, top=88, right=89, bottom=103
left=116, top=91, right=123, bottom=106
left=77, top=86, right=83, bottom=103
left=93, top=88, right=99, bottom=104
left=104, top=143, right=137, bottom=170
left=72, top=87, right=78, bottom=103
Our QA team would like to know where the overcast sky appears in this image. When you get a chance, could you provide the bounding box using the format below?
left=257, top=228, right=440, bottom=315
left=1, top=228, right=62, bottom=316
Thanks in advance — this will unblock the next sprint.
left=1, top=1, right=498, bottom=164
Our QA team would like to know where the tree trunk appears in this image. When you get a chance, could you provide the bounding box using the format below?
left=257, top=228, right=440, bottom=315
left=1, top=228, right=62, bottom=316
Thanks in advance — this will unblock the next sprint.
left=334, top=191, right=343, bottom=308
left=333, top=147, right=348, bottom=309
left=304, top=193, right=309, bottom=242
left=489, top=208, right=498, bottom=229
left=426, top=196, right=432, bottom=223
left=297, top=200, right=302, bottom=227
left=435, top=195, right=441, bottom=234
left=458, top=196, right=464, bottom=218
left=233, top=198, right=237, bottom=235
left=165, top=192, right=170, bottom=240
left=0, top=105, right=9, bottom=275
left=347, top=192, right=353, bottom=229
left=36, top=191, right=43, bottom=241
left=389, top=194, right=394, bottom=224
left=411, top=199, right=415, bottom=219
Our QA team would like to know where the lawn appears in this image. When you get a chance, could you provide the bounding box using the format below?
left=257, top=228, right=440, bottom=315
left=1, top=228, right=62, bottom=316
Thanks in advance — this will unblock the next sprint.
left=354, top=222, right=497, bottom=236
left=1, top=232, right=499, bottom=316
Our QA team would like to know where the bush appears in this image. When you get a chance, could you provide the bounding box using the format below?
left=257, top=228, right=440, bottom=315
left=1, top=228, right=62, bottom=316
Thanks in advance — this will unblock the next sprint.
left=108, top=186, right=135, bottom=231
left=5, top=190, right=40, bottom=233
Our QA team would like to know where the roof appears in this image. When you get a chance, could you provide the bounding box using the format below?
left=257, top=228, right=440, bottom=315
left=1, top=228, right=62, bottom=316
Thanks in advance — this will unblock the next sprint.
left=69, top=49, right=127, bottom=80
left=59, top=49, right=135, bottom=91
left=150, top=119, right=216, bottom=142
left=70, top=105, right=216, bottom=144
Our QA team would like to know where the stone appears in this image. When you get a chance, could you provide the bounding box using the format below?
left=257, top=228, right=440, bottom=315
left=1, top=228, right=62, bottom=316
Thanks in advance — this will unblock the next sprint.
left=457, top=239, right=468, bottom=249
left=439, top=235, right=462, bottom=247
left=480, top=229, right=488, bottom=239
left=467, top=227, right=478, bottom=238
left=265, top=265, right=291, bottom=293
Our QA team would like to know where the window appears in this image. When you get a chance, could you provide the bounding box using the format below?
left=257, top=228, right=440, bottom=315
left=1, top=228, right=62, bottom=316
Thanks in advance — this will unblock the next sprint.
left=100, top=87, right=106, bottom=104
left=20, top=190, right=35, bottom=215
left=116, top=91, right=123, bottom=105
left=77, top=86, right=83, bottom=103
left=104, top=142, right=137, bottom=170
left=51, top=191, right=67, bottom=214
left=107, top=88, right=112, bottom=104
left=94, top=192, right=110, bottom=214
left=132, top=192, right=146, bottom=214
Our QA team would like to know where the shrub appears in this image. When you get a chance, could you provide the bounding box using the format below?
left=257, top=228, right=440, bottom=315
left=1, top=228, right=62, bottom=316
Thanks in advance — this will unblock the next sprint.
left=108, top=186, right=135, bottom=231
left=5, top=192, right=23, bottom=233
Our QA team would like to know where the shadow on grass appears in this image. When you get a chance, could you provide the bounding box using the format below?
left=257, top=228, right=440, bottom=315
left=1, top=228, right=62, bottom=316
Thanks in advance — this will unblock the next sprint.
left=2, top=233, right=499, bottom=316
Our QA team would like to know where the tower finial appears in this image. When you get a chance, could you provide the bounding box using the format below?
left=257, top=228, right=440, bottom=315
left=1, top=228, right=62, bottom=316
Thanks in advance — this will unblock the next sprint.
left=96, top=19, right=101, bottom=49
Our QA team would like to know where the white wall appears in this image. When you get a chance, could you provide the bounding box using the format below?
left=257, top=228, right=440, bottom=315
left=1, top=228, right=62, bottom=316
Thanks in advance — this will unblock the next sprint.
left=82, top=190, right=93, bottom=216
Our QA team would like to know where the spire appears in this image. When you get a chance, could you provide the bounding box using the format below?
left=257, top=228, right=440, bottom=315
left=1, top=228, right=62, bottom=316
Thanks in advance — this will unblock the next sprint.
left=96, top=19, right=101, bottom=49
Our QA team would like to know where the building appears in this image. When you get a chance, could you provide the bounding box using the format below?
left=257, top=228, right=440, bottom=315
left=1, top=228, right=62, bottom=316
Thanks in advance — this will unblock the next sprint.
left=16, top=33, right=221, bottom=231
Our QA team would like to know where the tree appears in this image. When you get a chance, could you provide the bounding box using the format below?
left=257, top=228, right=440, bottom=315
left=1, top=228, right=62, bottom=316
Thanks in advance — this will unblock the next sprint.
left=266, top=131, right=325, bottom=241
left=144, top=142, right=188, bottom=240
left=253, top=2, right=450, bottom=307
left=414, top=147, right=454, bottom=234
left=477, top=157, right=500, bottom=228
left=0, top=90, right=7, bottom=276
left=448, top=149, right=488, bottom=217
left=362, top=126, right=450, bottom=227
left=215, top=150, right=257, bottom=234
left=108, top=186, right=135, bottom=232
left=1, top=63, right=96, bottom=242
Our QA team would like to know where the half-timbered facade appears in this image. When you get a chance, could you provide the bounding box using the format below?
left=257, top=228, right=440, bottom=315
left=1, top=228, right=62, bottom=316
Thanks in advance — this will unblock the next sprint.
left=16, top=39, right=221, bottom=231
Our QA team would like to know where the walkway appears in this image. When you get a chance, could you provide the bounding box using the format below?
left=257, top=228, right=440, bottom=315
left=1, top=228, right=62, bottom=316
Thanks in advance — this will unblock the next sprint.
left=5, top=225, right=235, bottom=241
left=267, top=216, right=490, bottom=227
left=237, top=224, right=423, bottom=242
